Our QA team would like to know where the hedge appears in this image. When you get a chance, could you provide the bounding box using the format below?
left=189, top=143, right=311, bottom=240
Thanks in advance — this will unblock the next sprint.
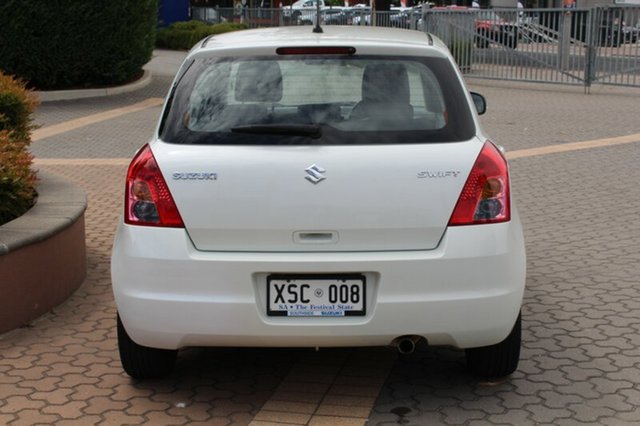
left=0, top=0, right=158, bottom=90
left=0, top=72, right=38, bottom=225
left=156, top=21, right=248, bottom=51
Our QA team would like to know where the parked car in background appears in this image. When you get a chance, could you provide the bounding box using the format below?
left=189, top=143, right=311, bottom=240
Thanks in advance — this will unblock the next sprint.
left=475, top=10, right=519, bottom=49
left=595, top=12, right=625, bottom=47
left=191, top=6, right=227, bottom=24
left=299, top=6, right=346, bottom=25
left=622, top=21, right=640, bottom=43
left=418, top=6, right=519, bottom=49
left=112, top=25, right=526, bottom=381
left=388, top=7, right=413, bottom=28
left=282, top=0, right=325, bottom=21
left=348, top=4, right=372, bottom=25
left=321, top=7, right=349, bottom=25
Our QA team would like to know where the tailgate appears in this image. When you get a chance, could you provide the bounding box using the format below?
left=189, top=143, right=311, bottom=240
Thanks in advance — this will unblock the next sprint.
left=155, top=140, right=482, bottom=252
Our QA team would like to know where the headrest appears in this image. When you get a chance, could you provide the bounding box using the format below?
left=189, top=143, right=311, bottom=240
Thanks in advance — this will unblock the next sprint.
left=235, top=61, right=283, bottom=103
left=361, top=63, right=410, bottom=104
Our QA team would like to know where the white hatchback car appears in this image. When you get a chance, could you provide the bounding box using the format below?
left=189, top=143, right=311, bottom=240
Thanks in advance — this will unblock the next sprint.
left=111, top=25, right=526, bottom=379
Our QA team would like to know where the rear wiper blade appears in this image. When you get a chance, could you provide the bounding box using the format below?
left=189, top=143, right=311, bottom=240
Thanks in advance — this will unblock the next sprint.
left=231, top=124, right=322, bottom=139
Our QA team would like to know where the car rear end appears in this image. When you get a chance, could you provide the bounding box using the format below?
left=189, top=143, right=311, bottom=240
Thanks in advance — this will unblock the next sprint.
left=112, top=26, right=525, bottom=377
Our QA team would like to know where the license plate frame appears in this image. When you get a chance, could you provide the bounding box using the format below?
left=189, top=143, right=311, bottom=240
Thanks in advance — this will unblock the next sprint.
left=267, top=274, right=366, bottom=317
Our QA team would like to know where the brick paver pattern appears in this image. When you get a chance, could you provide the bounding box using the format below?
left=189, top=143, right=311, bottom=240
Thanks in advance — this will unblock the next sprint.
left=1, top=63, right=639, bottom=425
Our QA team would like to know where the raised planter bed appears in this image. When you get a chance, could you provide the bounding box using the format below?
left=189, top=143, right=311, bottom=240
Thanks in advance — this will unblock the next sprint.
left=0, top=171, right=87, bottom=334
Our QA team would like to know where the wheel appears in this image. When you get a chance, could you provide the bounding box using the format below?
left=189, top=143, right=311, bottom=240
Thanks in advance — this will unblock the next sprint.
left=117, top=314, right=177, bottom=379
left=475, top=31, right=490, bottom=48
left=505, top=37, right=518, bottom=49
left=466, top=312, right=521, bottom=378
left=611, top=33, right=621, bottom=47
left=504, top=33, right=518, bottom=49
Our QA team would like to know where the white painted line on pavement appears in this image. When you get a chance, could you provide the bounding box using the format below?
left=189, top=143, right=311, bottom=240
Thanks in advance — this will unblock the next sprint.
left=506, top=132, right=640, bottom=160
left=34, top=158, right=130, bottom=166
left=32, top=98, right=164, bottom=142
left=32, top=108, right=640, bottom=168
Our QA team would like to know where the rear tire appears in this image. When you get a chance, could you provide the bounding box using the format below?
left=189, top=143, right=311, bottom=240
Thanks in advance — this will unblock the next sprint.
left=476, top=31, right=490, bottom=48
left=117, top=314, right=177, bottom=379
left=466, top=312, right=521, bottom=378
left=505, top=35, right=518, bottom=49
left=611, top=34, right=621, bottom=47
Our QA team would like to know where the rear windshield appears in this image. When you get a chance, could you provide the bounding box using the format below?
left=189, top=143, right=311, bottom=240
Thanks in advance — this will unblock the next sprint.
left=160, top=55, right=475, bottom=145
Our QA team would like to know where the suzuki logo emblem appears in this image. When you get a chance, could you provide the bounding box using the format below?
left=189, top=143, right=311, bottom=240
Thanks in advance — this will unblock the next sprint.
left=305, top=164, right=326, bottom=184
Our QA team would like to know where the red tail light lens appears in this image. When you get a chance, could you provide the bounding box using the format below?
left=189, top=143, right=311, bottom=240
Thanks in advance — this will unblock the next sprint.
left=449, top=142, right=510, bottom=226
left=124, top=145, right=184, bottom=228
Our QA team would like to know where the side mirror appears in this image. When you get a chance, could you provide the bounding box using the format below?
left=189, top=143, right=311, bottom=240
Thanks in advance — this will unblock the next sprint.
left=470, top=92, right=487, bottom=115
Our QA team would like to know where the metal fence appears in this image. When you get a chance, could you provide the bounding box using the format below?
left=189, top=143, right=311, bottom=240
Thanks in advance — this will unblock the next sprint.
left=191, top=5, right=640, bottom=89
left=419, top=6, right=640, bottom=89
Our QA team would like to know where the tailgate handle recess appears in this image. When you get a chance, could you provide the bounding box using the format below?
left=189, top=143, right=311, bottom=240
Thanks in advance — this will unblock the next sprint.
left=293, top=231, right=339, bottom=244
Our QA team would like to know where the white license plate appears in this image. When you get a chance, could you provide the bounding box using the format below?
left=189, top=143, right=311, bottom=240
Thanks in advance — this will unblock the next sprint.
left=267, top=274, right=366, bottom=317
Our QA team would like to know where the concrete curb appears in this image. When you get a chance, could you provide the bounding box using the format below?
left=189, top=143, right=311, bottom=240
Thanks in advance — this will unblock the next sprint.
left=0, top=171, right=87, bottom=254
left=36, top=70, right=152, bottom=103
left=0, top=171, right=87, bottom=333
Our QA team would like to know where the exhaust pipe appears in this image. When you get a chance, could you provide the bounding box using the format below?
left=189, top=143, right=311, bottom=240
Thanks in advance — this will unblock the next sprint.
left=391, top=335, right=422, bottom=355
left=398, top=338, right=416, bottom=355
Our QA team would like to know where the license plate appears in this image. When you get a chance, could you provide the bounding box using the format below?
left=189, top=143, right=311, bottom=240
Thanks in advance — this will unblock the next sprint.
left=267, top=274, right=366, bottom=317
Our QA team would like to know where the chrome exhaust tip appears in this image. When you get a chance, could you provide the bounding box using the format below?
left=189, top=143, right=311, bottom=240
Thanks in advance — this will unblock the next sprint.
left=391, top=335, right=422, bottom=355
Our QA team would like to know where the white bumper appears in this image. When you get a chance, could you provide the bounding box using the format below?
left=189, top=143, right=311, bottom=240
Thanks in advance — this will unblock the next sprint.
left=111, top=215, right=525, bottom=350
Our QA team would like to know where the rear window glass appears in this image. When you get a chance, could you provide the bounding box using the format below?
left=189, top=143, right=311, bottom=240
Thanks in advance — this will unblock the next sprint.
left=160, top=55, right=475, bottom=145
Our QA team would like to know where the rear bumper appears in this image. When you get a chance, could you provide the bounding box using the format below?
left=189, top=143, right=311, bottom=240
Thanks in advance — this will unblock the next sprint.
left=112, top=215, right=526, bottom=350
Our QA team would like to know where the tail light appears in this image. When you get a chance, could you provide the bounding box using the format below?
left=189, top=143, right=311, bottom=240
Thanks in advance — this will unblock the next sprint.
left=449, top=142, right=510, bottom=226
left=124, top=144, right=184, bottom=228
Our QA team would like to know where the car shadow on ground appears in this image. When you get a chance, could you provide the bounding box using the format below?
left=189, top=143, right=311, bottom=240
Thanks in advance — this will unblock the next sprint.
left=125, top=347, right=309, bottom=420
left=369, top=343, right=518, bottom=425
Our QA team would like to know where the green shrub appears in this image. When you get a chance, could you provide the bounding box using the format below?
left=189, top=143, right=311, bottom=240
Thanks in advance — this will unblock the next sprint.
left=0, top=72, right=38, bottom=226
left=0, top=132, right=37, bottom=225
left=0, top=73, right=39, bottom=139
left=156, top=21, right=248, bottom=51
left=0, top=0, right=158, bottom=90
left=170, top=20, right=210, bottom=31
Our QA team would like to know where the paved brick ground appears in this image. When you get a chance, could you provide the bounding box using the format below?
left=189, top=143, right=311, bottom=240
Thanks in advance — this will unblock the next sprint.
left=1, top=51, right=639, bottom=424
left=370, top=143, right=640, bottom=425
left=368, top=81, right=640, bottom=425
left=471, top=80, right=640, bottom=151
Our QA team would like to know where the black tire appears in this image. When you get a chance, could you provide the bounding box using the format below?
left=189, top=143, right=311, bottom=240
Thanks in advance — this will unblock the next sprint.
left=504, top=35, right=518, bottom=49
left=611, top=34, right=621, bottom=48
left=476, top=31, right=490, bottom=48
left=466, top=312, right=521, bottom=378
left=117, top=314, right=177, bottom=379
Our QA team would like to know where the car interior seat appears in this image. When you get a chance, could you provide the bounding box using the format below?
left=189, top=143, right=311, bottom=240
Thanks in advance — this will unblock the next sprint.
left=349, top=63, right=414, bottom=122
left=297, top=103, right=343, bottom=124
left=224, top=60, right=284, bottom=126
left=235, top=60, right=283, bottom=103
